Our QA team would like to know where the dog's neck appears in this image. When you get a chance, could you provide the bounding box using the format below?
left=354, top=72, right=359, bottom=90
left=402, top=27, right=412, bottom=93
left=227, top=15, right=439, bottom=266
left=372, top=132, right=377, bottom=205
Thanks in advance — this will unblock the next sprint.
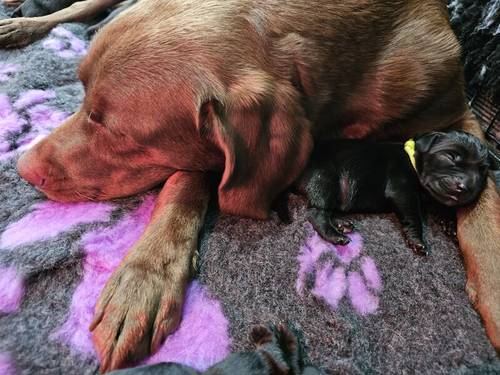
left=404, top=138, right=417, bottom=171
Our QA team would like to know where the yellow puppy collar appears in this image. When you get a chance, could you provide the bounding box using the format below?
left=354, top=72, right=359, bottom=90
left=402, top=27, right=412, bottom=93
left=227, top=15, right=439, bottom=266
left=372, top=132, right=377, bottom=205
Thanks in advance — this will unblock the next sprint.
left=404, top=138, right=417, bottom=171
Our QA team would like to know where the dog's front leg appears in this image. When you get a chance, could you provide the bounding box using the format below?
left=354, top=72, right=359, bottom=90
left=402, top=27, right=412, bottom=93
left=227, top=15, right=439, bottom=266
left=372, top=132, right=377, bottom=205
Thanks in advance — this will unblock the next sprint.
left=0, top=0, right=122, bottom=48
left=453, top=111, right=500, bottom=352
left=386, top=182, right=428, bottom=255
left=90, top=171, right=210, bottom=373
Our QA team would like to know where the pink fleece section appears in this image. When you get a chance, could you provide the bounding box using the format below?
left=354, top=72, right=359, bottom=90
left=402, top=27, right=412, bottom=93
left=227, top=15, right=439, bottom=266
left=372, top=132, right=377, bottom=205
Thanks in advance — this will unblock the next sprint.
left=143, top=282, right=230, bottom=370
left=0, top=352, right=17, bottom=375
left=360, top=256, right=382, bottom=292
left=0, top=201, right=114, bottom=249
left=347, top=271, right=380, bottom=316
left=0, top=94, right=25, bottom=137
left=335, top=233, right=363, bottom=264
left=0, top=267, right=25, bottom=314
left=13, top=90, right=56, bottom=110
left=296, top=230, right=331, bottom=294
left=297, top=229, right=363, bottom=294
left=16, top=105, right=69, bottom=151
left=297, top=228, right=382, bottom=315
left=43, top=27, right=87, bottom=58
left=311, top=265, right=346, bottom=309
left=53, top=195, right=230, bottom=370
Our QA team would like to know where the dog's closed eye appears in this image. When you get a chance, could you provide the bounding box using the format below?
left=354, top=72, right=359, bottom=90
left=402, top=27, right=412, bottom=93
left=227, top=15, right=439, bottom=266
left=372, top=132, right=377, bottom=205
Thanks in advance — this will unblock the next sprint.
left=88, top=111, right=103, bottom=124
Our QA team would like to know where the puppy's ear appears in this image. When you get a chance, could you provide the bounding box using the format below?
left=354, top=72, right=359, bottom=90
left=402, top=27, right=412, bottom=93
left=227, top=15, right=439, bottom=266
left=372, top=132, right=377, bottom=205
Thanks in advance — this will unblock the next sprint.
left=415, top=132, right=445, bottom=154
left=199, top=77, right=312, bottom=219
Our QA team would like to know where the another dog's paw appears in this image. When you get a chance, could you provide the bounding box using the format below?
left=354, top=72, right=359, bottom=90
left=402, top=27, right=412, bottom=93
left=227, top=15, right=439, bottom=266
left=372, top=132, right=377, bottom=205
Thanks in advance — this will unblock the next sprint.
left=250, top=325, right=274, bottom=347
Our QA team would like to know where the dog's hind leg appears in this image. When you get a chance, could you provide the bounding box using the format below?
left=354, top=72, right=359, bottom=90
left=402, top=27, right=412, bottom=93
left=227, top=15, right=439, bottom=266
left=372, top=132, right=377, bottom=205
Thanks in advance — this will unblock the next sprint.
left=451, top=110, right=500, bottom=353
left=0, top=0, right=122, bottom=48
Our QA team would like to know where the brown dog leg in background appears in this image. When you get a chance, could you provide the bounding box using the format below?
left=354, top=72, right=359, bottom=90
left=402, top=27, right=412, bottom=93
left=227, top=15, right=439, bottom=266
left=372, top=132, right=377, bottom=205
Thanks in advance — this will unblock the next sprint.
left=0, top=0, right=122, bottom=48
left=89, top=171, right=210, bottom=373
left=453, top=110, right=500, bottom=352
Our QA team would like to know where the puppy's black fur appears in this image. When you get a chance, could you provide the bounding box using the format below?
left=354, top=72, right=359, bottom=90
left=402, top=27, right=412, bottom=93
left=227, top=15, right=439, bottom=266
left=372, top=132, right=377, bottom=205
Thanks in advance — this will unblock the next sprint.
left=297, top=131, right=490, bottom=255
left=109, top=324, right=322, bottom=375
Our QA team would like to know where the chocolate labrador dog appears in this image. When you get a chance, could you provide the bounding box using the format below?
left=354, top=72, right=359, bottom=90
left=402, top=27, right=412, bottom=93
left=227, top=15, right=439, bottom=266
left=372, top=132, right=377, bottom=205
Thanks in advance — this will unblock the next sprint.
left=2, top=0, right=500, bottom=371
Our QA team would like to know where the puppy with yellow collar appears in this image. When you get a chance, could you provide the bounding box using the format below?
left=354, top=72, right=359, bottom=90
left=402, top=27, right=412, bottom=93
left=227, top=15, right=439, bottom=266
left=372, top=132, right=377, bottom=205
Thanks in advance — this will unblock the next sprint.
left=297, top=131, right=492, bottom=255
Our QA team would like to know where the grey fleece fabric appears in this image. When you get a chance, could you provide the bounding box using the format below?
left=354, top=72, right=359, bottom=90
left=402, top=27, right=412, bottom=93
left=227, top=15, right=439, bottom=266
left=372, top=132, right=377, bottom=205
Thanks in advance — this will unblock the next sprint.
left=0, top=3, right=499, bottom=375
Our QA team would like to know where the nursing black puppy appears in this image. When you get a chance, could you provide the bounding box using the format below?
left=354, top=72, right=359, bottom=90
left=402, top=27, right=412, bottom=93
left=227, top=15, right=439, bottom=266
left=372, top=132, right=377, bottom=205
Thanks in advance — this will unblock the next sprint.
left=298, top=131, right=490, bottom=255
left=109, top=324, right=322, bottom=375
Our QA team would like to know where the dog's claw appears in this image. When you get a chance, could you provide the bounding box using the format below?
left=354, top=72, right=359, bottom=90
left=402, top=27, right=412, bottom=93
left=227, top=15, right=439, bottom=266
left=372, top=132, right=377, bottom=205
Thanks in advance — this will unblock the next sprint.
left=407, top=240, right=428, bottom=256
left=439, top=219, right=457, bottom=240
left=330, top=218, right=354, bottom=234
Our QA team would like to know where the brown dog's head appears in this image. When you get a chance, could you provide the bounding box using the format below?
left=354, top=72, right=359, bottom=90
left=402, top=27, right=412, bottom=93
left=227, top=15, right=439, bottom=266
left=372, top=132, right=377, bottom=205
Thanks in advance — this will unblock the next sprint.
left=17, top=7, right=312, bottom=218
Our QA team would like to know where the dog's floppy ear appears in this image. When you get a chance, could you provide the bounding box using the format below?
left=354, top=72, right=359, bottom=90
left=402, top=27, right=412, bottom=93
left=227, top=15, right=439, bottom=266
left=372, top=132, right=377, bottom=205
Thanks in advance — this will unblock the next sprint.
left=198, top=77, right=312, bottom=219
left=415, top=131, right=445, bottom=154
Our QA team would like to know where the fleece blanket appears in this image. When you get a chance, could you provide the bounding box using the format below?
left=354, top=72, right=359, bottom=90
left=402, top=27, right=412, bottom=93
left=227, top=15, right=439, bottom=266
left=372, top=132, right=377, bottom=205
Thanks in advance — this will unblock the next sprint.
left=0, top=3, right=499, bottom=375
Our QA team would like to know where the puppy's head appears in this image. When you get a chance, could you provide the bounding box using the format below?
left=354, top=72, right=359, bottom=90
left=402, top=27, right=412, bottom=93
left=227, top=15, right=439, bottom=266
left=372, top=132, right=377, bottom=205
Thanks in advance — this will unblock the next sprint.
left=415, top=131, right=490, bottom=206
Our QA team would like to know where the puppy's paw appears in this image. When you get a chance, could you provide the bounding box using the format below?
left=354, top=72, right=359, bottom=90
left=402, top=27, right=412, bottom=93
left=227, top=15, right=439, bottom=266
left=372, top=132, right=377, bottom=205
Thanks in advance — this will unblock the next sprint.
left=439, top=219, right=457, bottom=241
left=329, top=218, right=354, bottom=234
left=406, top=238, right=429, bottom=256
left=250, top=325, right=274, bottom=347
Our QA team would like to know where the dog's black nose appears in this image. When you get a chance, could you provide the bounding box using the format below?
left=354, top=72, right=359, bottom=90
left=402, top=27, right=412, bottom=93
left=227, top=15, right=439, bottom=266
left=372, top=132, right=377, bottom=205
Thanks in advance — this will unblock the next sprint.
left=455, top=181, right=466, bottom=193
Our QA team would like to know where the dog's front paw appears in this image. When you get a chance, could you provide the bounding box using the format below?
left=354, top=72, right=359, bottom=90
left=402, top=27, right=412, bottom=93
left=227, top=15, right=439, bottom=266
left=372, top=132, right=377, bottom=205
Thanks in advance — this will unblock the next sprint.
left=90, top=262, right=185, bottom=373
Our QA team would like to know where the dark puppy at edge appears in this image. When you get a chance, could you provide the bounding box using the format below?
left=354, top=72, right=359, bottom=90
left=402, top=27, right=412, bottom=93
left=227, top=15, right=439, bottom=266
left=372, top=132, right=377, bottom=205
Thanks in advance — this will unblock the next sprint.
left=109, top=324, right=322, bottom=375
left=295, top=131, right=490, bottom=255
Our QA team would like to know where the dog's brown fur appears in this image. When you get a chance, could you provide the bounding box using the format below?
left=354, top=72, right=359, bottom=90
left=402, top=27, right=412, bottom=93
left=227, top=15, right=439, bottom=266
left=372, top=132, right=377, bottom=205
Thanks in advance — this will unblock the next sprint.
left=9, top=0, right=500, bottom=369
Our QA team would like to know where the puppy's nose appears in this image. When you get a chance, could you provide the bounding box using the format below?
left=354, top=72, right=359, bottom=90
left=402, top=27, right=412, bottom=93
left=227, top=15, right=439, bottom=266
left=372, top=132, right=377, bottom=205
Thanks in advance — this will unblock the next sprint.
left=454, top=181, right=466, bottom=193
left=17, top=152, right=46, bottom=188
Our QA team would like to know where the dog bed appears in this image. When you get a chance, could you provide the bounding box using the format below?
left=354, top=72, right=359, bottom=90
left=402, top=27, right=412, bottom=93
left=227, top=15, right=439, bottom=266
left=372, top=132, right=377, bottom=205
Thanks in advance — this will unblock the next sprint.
left=0, top=2, right=499, bottom=374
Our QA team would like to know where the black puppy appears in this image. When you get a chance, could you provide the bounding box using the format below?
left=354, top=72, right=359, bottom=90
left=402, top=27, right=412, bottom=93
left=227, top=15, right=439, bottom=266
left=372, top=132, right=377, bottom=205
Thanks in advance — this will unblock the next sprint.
left=297, top=131, right=490, bottom=255
left=109, top=324, right=322, bottom=375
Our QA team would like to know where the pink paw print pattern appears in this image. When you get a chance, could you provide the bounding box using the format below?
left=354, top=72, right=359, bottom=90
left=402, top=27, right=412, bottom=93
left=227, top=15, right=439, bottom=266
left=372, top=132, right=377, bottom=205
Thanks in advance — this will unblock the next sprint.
left=0, top=62, right=20, bottom=82
left=43, top=27, right=87, bottom=58
left=297, top=227, right=383, bottom=316
left=0, top=90, right=68, bottom=160
left=0, top=352, right=17, bottom=375
left=52, top=195, right=231, bottom=371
